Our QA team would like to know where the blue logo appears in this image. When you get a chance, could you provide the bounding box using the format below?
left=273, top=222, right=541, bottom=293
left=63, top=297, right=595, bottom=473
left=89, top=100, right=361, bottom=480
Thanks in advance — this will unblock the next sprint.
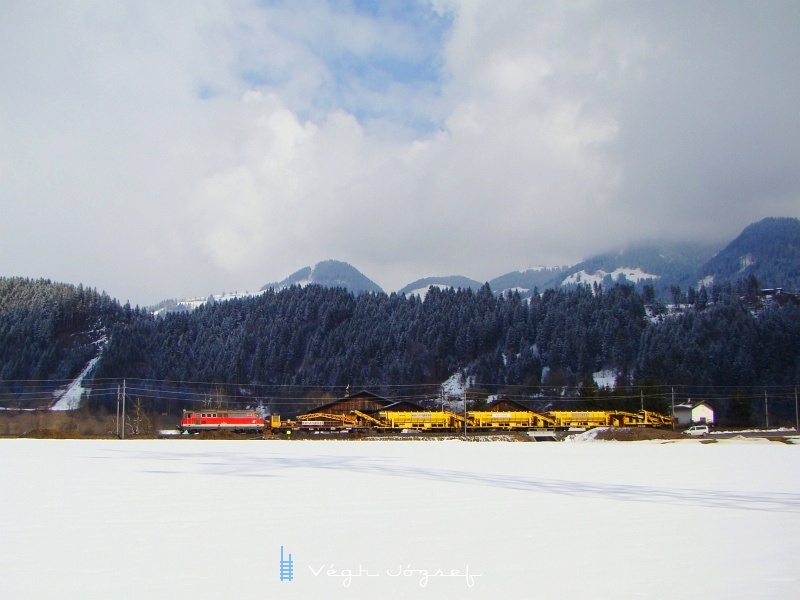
left=280, top=546, right=294, bottom=581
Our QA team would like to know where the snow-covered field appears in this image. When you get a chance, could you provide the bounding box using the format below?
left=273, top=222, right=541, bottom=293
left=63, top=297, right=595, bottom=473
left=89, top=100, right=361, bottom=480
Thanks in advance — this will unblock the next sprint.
left=2, top=438, right=799, bottom=599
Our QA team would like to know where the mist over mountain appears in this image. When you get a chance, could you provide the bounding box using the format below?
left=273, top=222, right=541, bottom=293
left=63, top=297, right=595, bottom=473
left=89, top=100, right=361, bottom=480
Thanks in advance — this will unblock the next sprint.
left=697, top=217, right=800, bottom=291
left=148, top=217, right=800, bottom=311
left=394, top=218, right=799, bottom=299
left=485, top=218, right=799, bottom=298
left=556, top=243, right=719, bottom=296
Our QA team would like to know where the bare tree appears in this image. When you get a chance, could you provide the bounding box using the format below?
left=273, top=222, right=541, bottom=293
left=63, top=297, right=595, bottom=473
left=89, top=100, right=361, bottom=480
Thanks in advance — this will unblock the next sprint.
left=127, top=398, right=153, bottom=436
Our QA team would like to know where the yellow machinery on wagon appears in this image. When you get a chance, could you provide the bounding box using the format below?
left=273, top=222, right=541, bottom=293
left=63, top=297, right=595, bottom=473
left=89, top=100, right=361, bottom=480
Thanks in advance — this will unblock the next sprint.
left=468, top=411, right=555, bottom=430
left=547, top=411, right=614, bottom=429
left=273, top=407, right=673, bottom=433
left=294, top=412, right=358, bottom=429
left=378, top=411, right=456, bottom=430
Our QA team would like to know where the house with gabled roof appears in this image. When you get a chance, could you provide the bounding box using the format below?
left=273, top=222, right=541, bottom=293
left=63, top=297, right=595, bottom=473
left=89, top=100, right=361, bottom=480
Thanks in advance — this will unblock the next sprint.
left=673, top=400, right=715, bottom=426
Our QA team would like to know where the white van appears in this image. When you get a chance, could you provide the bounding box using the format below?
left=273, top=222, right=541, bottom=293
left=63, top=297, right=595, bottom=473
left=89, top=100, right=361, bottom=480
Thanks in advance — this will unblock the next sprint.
left=682, top=425, right=710, bottom=437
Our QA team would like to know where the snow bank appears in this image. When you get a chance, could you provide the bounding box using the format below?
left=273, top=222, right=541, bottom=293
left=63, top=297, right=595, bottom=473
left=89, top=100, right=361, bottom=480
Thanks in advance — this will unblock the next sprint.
left=563, top=427, right=609, bottom=442
left=711, top=427, right=796, bottom=435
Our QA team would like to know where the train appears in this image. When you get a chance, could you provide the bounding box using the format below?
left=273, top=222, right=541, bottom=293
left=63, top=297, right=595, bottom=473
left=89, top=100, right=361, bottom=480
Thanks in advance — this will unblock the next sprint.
left=179, top=407, right=673, bottom=434
left=178, top=409, right=275, bottom=433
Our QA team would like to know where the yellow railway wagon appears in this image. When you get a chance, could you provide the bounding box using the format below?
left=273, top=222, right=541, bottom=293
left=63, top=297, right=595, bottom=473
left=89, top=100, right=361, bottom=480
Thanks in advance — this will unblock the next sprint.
left=547, top=411, right=612, bottom=429
left=469, top=411, right=553, bottom=429
left=379, top=411, right=455, bottom=430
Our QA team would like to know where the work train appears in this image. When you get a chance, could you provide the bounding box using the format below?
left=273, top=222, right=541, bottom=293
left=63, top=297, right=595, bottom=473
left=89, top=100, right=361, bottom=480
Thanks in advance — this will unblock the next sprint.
left=178, top=407, right=673, bottom=434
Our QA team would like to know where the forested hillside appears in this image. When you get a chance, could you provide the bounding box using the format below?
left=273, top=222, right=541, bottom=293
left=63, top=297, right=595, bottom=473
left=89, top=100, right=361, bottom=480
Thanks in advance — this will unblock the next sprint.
left=0, top=277, right=141, bottom=383
left=2, top=277, right=799, bottom=425
left=96, top=280, right=800, bottom=423
left=96, top=283, right=650, bottom=389
left=637, top=294, right=800, bottom=388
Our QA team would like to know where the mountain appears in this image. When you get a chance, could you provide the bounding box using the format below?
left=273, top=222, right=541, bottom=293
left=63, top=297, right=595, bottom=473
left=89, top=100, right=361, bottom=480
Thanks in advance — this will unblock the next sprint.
left=398, top=276, right=482, bottom=297
left=149, top=217, right=799, bottom=314
left=151, top=260, right=381, bottom=316
left=260, top=260, right=384, bottom=295
left=556, top=243, right=719, bottom=296
left=697, top=217, right=800, bottom=291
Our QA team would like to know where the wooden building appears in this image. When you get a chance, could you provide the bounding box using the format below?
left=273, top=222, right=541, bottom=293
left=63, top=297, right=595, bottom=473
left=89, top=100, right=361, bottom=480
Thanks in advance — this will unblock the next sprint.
left=305, top=390, right=426, bottom=417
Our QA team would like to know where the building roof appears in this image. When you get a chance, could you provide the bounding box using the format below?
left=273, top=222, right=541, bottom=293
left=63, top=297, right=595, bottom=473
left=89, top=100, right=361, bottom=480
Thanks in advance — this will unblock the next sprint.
left=308, top=390, right=425, bottom=414
left=485, top=398, right=536, bottom=412
left=674, top=401, right=714, bottom=411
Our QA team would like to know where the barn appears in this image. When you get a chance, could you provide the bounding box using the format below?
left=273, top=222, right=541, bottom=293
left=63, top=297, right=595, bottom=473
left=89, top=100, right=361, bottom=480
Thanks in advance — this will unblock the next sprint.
left=296, top=390, right=426, bottom=429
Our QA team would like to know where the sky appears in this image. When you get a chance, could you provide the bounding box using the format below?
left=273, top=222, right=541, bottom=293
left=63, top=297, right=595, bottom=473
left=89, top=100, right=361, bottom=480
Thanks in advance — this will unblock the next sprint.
left=2, top=1, right=799, bottom=305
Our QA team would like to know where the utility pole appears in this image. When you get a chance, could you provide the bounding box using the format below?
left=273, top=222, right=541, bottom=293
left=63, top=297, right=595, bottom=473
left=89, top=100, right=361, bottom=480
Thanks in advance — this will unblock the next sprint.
left=795, top=388, right=798, bottom=433
left=121, top=379, right=126, bottom=440
left=116, top=384, right=121, bottom=438
left=463, top=386, right=467, bottom=438
left=671, top=387, right=675, bottom=431
left=640, top=390, right=644, bottom=412
left=764, top=389, right=769, bottom=429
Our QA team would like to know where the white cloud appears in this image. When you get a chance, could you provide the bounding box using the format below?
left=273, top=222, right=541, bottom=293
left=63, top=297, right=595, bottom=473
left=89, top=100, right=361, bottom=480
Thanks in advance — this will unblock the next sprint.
left=1, top=1, right=798, bottom=303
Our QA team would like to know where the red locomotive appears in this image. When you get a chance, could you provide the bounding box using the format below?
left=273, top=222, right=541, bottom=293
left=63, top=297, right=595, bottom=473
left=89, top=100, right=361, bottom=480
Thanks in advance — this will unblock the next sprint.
left=179, top=409, right=265, bottom=433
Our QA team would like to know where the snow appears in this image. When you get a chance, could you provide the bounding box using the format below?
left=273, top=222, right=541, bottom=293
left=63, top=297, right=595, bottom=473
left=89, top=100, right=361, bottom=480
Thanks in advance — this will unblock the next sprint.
left=51, top=338, right=106, bottom=411
left=403, top=284, right=450, bottom=299
left=564, top=427, right=608, bottom=442
left=1, top=438, right=798, bottom=599
left=710, top=427, right=796, bottom=436
left=441, top=372, right=465, bottom=398
left=562, top=267, right=659, bottom=287
left=271, top=278, right=313, bottom=292
left=593, top=369, right=616, bottom=389
left=152, top=290, right=269, bottom=315
left=698, top=275, right=715, bottom=288
left=497, top=286, right=530, bottom=297
left=739, top=253, right=756, bottom=272
left=437, top=373, right=469, bottom=412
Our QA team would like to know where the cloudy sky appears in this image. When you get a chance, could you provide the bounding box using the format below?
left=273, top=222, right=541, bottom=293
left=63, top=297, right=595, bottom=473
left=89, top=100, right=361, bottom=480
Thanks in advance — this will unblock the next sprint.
left=2, top=1, right=799, bottom=305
